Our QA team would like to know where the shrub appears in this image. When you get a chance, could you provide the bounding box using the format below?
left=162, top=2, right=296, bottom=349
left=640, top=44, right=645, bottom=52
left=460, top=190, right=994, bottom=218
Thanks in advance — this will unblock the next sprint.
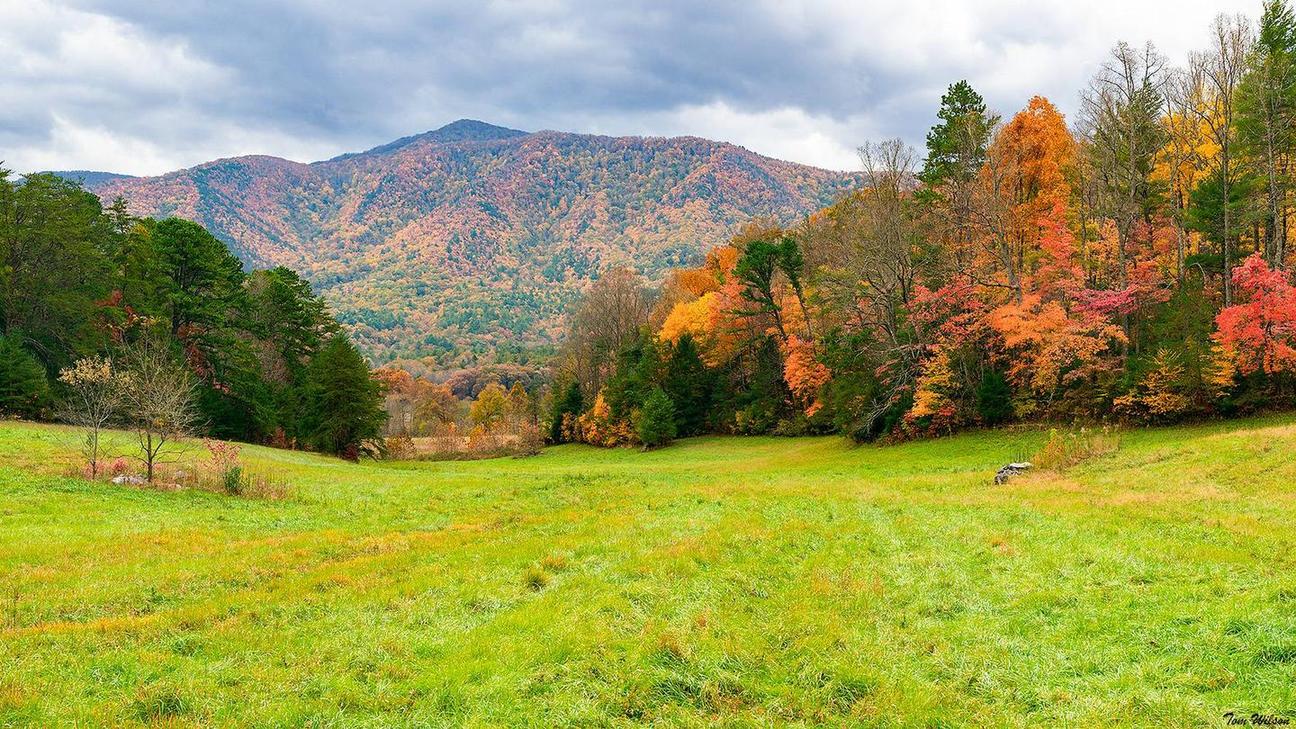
left=1113, top=349, right=1194, bottom=423
left=221, top=466, right=246, bottom=496
left=466, top=424, right=503, bottom=453
left=384, top=433, right=416, bottom=460
left=1033, top=426, right=1121, bottom=470
left=579, top=392, right=637, bottom=447
left=108, top=457, right=130, bottom=477
left=513, top=422, right=543, bottom=457
left=204, top=439, right=247, bottom=495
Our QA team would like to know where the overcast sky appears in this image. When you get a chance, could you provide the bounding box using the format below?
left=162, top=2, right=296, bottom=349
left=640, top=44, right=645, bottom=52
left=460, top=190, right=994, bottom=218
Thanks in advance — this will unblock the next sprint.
left=0, top=0, right=1260, bottom=176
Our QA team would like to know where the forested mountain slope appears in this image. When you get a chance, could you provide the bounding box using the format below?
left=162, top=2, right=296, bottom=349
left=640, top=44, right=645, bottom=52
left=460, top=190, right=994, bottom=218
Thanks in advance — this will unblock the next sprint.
left=69, top=120, right=856, bottom=364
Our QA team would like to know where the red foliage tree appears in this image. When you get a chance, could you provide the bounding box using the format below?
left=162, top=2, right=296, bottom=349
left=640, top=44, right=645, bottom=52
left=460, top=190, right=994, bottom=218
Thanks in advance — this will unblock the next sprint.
left=1214, top=254, right=1296, bottom=376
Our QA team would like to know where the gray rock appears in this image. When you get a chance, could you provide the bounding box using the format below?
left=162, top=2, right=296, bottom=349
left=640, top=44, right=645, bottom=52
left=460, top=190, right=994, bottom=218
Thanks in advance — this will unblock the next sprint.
left=993, top=462, right=1032, bottom=485
left=111, top=474, right=147, bottom=486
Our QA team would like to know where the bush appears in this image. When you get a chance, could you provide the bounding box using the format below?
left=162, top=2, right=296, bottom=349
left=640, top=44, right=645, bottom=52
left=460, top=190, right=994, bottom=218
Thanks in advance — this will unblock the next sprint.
left=384, top=433, right=416, bottom=460
left=579, top=392, right=637, bottom=447
left=513, top=422, right=543, bottom=457
left=1033, top=426, right=1121, bottom=470
left=221, top=465, right=246, bottom=496
left=204, top=439, right=250, bottom=495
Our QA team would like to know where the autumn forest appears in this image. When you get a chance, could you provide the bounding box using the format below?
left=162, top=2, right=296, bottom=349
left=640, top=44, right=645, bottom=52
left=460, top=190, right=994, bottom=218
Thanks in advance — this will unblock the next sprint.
left=5, top=4, right=1296, bottom=459
left=544, top=5, right=1296, bottom=448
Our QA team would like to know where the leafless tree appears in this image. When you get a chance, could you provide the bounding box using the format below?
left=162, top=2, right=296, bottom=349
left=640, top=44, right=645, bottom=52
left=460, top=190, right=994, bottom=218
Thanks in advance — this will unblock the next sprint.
left=1162, top=68, right=1207, bottom=279
left=802, top=139, right=923, bottom=431
left=855, top=139, right=920, bottom=334
left=1081, top=41, right=1168, bottom=290
left=560, top=267, right=654, bottom=397
left=57, top=356, right=122, bottom=479
left=120, top=335, right=199, bottom=482
left=1183, top=14, right=1254, bottom=304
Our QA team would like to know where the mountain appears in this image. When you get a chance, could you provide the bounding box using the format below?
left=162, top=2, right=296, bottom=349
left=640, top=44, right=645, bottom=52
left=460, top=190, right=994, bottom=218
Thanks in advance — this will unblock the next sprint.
left=47, top=170, right=139, bottom=187
left=72, top=120, right=858, bottom=365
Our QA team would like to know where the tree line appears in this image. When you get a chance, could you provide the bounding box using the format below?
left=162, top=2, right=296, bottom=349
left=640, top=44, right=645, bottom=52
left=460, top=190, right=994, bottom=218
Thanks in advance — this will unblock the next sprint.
left=0, top=171, right=386, bottom=469
left=376, top=368, right=543, bottom=459
left=548, top=2, right=1296, bottom=447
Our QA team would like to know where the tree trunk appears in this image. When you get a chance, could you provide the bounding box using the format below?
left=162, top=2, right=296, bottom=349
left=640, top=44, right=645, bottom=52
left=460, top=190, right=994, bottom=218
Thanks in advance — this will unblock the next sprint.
left=145, top=431, right=155, bottom=483
left=1223, top=154, right=1232, bottom=307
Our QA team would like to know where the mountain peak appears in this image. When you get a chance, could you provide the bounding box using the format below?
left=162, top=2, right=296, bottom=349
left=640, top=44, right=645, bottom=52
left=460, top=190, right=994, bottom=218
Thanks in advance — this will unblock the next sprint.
left=428, top=119, right=528, bottom=143
left=341, top=119, right=529, bottom=160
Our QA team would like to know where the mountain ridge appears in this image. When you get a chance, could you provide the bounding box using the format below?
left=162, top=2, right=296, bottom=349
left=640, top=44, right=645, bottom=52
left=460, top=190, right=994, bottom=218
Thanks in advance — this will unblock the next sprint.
left=67, top=120, right=859, bottom=365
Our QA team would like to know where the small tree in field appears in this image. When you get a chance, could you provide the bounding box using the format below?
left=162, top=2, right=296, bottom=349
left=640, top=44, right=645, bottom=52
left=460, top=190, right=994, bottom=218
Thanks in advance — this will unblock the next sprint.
left=58, top=356, right=122, bottom=479
left=302, top=334, right=385, bottom=460
left=120, top=336, right=199, bottom=482
left=636, top=387, right=677, bottom=450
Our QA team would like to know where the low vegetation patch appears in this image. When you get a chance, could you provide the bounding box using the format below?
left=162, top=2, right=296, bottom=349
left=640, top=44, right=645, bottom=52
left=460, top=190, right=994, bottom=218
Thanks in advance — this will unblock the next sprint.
left=1032, top=425, right=1122, bottom=470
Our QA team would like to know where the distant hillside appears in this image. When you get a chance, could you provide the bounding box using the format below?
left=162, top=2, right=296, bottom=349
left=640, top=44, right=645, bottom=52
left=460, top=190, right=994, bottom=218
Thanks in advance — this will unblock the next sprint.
left=79, top=120, right=858, bottom=365
left=47, top=170, right=139, bottom=187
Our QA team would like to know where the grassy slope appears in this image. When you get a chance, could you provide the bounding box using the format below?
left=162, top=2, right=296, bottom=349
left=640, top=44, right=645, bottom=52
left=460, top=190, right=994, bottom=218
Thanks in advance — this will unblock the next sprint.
left=0, top=418, right=1294, bottom=727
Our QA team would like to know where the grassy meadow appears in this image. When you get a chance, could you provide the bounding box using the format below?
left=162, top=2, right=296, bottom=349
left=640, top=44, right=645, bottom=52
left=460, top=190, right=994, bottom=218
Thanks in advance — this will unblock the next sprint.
left=1, top=416, right=1295, bottom=726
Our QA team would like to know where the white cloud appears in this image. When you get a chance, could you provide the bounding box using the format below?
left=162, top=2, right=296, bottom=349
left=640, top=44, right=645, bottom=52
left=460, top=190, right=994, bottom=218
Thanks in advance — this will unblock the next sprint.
left=0, top=0, right=1273, bottom=175
left=581, top=102, right=868, bottom=171
left=11, top=114, right=354, bottom=176
left=16, top=115, right=176, bottom=173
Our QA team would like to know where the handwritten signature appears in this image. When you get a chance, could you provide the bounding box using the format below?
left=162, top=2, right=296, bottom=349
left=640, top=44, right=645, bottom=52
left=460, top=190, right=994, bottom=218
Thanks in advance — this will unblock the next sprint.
left=1224, top=712, right=1291, bottom=726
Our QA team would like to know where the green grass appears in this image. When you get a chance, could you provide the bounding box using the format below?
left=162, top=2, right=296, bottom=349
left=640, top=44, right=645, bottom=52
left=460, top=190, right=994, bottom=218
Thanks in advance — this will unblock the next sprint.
left=1, top=417, right=1295, bottom=727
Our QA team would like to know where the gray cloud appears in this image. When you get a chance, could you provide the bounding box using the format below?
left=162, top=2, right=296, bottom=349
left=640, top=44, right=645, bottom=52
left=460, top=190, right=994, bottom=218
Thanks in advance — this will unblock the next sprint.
left=0, top=0, right=1261, bottom=174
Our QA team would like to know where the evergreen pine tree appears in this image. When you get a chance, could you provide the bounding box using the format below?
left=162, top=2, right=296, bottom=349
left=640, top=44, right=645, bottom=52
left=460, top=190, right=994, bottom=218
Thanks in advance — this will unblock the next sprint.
left=919, top=80, right=999, bottom=192
left=976, top=370, right=1013, bottom=426
left=663, top=334, right=711, bottom=436
left=0, top=333, right=50, bottom=418
left=1237, top=0, right=1296, bottom=264
left=636, top=387, right=676, bottom=449
left=604, top=331, right=660, bottom=421
left=301, top=334, right=385, bottom=460
left=548, top=380, right=583, bottom=443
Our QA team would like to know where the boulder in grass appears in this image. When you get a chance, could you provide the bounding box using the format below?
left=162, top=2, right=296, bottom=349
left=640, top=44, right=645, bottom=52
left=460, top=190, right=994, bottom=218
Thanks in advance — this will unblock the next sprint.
left=111, top=474, right=147, bottom=486
left=993, top=462, right=1032, bottom=485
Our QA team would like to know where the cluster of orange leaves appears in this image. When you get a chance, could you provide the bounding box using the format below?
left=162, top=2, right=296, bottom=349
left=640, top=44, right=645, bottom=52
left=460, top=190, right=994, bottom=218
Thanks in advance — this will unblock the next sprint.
left=577, top=393, right=636, bottom=447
